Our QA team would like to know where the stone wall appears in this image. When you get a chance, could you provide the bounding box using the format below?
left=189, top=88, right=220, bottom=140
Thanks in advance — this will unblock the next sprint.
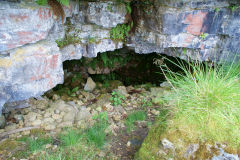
left=0, top=0, right=240, bottom=113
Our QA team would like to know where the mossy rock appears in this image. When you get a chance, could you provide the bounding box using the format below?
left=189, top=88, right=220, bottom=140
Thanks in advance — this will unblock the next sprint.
left=136, top=115, right=240, bottom=160
left=107, top=80, right=123, bottom=91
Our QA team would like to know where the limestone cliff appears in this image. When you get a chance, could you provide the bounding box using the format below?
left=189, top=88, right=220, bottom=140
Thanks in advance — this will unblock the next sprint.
left=0, top=0, right=240, bottom=113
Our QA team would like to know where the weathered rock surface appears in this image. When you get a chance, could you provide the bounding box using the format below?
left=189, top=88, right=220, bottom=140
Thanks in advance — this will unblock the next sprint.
left=128, top=0, right=240, bottom=61
left=1, top=0, right=240, bottom=112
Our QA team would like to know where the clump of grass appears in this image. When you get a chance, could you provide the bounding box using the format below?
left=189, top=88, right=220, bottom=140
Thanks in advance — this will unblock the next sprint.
left=85, top=112, right=109, bottom=148
left=19, top=136, right=53, bottom=153
left=37, top=142, right=99, bottom=160
left=159, top=57, right=240, bottom=147
left=59, top=129, right=83, bottom=146
left=125, top=110, right=146, bottom=132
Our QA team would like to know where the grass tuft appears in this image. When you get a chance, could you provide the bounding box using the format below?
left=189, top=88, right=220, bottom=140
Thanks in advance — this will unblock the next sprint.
left=125, top=110, right=146, bottom=132
left=19, top=136, right=53, bottom=153
left=85, top=114, right=109, bottom=148
left=159, top=58, right=240, bottom=147
left=59, top=129, right=83, bottom=146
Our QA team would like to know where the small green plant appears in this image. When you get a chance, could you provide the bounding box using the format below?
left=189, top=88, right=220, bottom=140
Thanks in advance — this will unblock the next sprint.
left=36, top=0, right=69, bottom=6
left=183, top=48, right=187, bottom=55
left=19, top=136, right=53, bottom=153
left=88, top=37, right=97, bottom=43
left=72, top=73, right=82, bottom=83
left=59, top=129, right=82, bottom=146
left=110, top=91, right=125, bottom=106
left=229, top=5, right=238, bottom=12
left=86, top=112, right=109, bottom=148
left=116, top=0, right=132, bottom=14
left=110, top=23, right=132, bottom=41
left=103, top=80, right=110, bottom=88
left=199, top=33, right=209, bottom=39
left=56, top=35, right=81, bottom=48
left=107, top=3, right=113, bottom=12
left=125, top=111, right=146, bottom=132
left=92, top=112, right=108, bottom=121
left=215, top=8, right=220, bottom=12
left=125, top=2, right=132, bottom=14
left=89, top=58, right=97, bottom=70
left=67, top=87, right=79, bottom=97
left=141, top=98, right=153, bottom=109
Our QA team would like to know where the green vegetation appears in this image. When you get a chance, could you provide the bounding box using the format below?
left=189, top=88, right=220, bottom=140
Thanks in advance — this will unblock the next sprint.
left=107, top=3, right=113, bottom=12
left=87, top=51, right=130, bottom=70
left=88, top=37, right=97, bottom=44
left=110, top=23, right=132, bottom=41
left=162, top=58, right=240, bottom=146
left=229, top=4, right=238, bottom=12
left=66, top=86, right=79, bottom=97
left=116, top=0, right=132, bottom=14
left=215, top=7, right=220, bottom=12
left=14, top=116, right=109, bottom=159
left=72, top=73, right=82, bottom=83
left=56, top=35, right=81, bottom=48
left=141, top=98, right=153, bottom=109
left=110, top=91, right=125, bottom=106
left=36, top=0, right=69, bottom=6
left=125, top=110, right=146, bottom=132
left=59, top=129, right=83, bottom=146
left=86, top=112, right=109, bottom=148
left=138, top=57, right=240, bottom=159
left=125, top=1, right=132, bottom=14
left=200, top=33, right=209, bottom=39
left=136, top=109, right=169, bottom=159
left=18, top=135, right=53, bottom=153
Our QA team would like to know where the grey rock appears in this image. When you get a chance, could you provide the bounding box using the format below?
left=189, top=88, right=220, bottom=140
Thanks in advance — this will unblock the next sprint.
left=127, top=1, right=240, bottom=62
left=84, top=77, right=96, bottom=92
left=212, top=148, right=240, bottom=160
left=75, top=107, right=91, bottom=122
left=61, top=44, right=84, bottom=61
left=161, top=138, right=175, bottom=150
left=116, top=86, right=129, bottom=97
left=0, top=40, right=64, bottom=114
left=0, top=1, right=54, bottom=52
left=160, top=81, right=172, bottom=89
left=184, top=144, right=199, bottom=159
left=3, top=100, right=29, bottom=114
left=86, top=2, right=127, bottom=28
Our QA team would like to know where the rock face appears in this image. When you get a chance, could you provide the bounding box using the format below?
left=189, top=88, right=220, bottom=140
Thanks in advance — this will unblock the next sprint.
left=1, top=0, right=240, bottom=112
left=128, top=0, right=240, bottom=61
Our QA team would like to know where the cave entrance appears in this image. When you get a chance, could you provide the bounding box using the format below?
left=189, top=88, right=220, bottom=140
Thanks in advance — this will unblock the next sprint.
left=46, top=48, right=181, bottom=99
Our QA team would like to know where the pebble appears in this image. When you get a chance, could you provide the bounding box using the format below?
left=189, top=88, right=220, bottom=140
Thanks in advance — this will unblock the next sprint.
left=127, top=141, right=131, bottom=147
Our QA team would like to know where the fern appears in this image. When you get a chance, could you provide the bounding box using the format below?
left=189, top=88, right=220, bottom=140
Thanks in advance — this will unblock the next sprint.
left=36, top=0, right=69, bottom=7
left=110, top=24, right=132, bottom=41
